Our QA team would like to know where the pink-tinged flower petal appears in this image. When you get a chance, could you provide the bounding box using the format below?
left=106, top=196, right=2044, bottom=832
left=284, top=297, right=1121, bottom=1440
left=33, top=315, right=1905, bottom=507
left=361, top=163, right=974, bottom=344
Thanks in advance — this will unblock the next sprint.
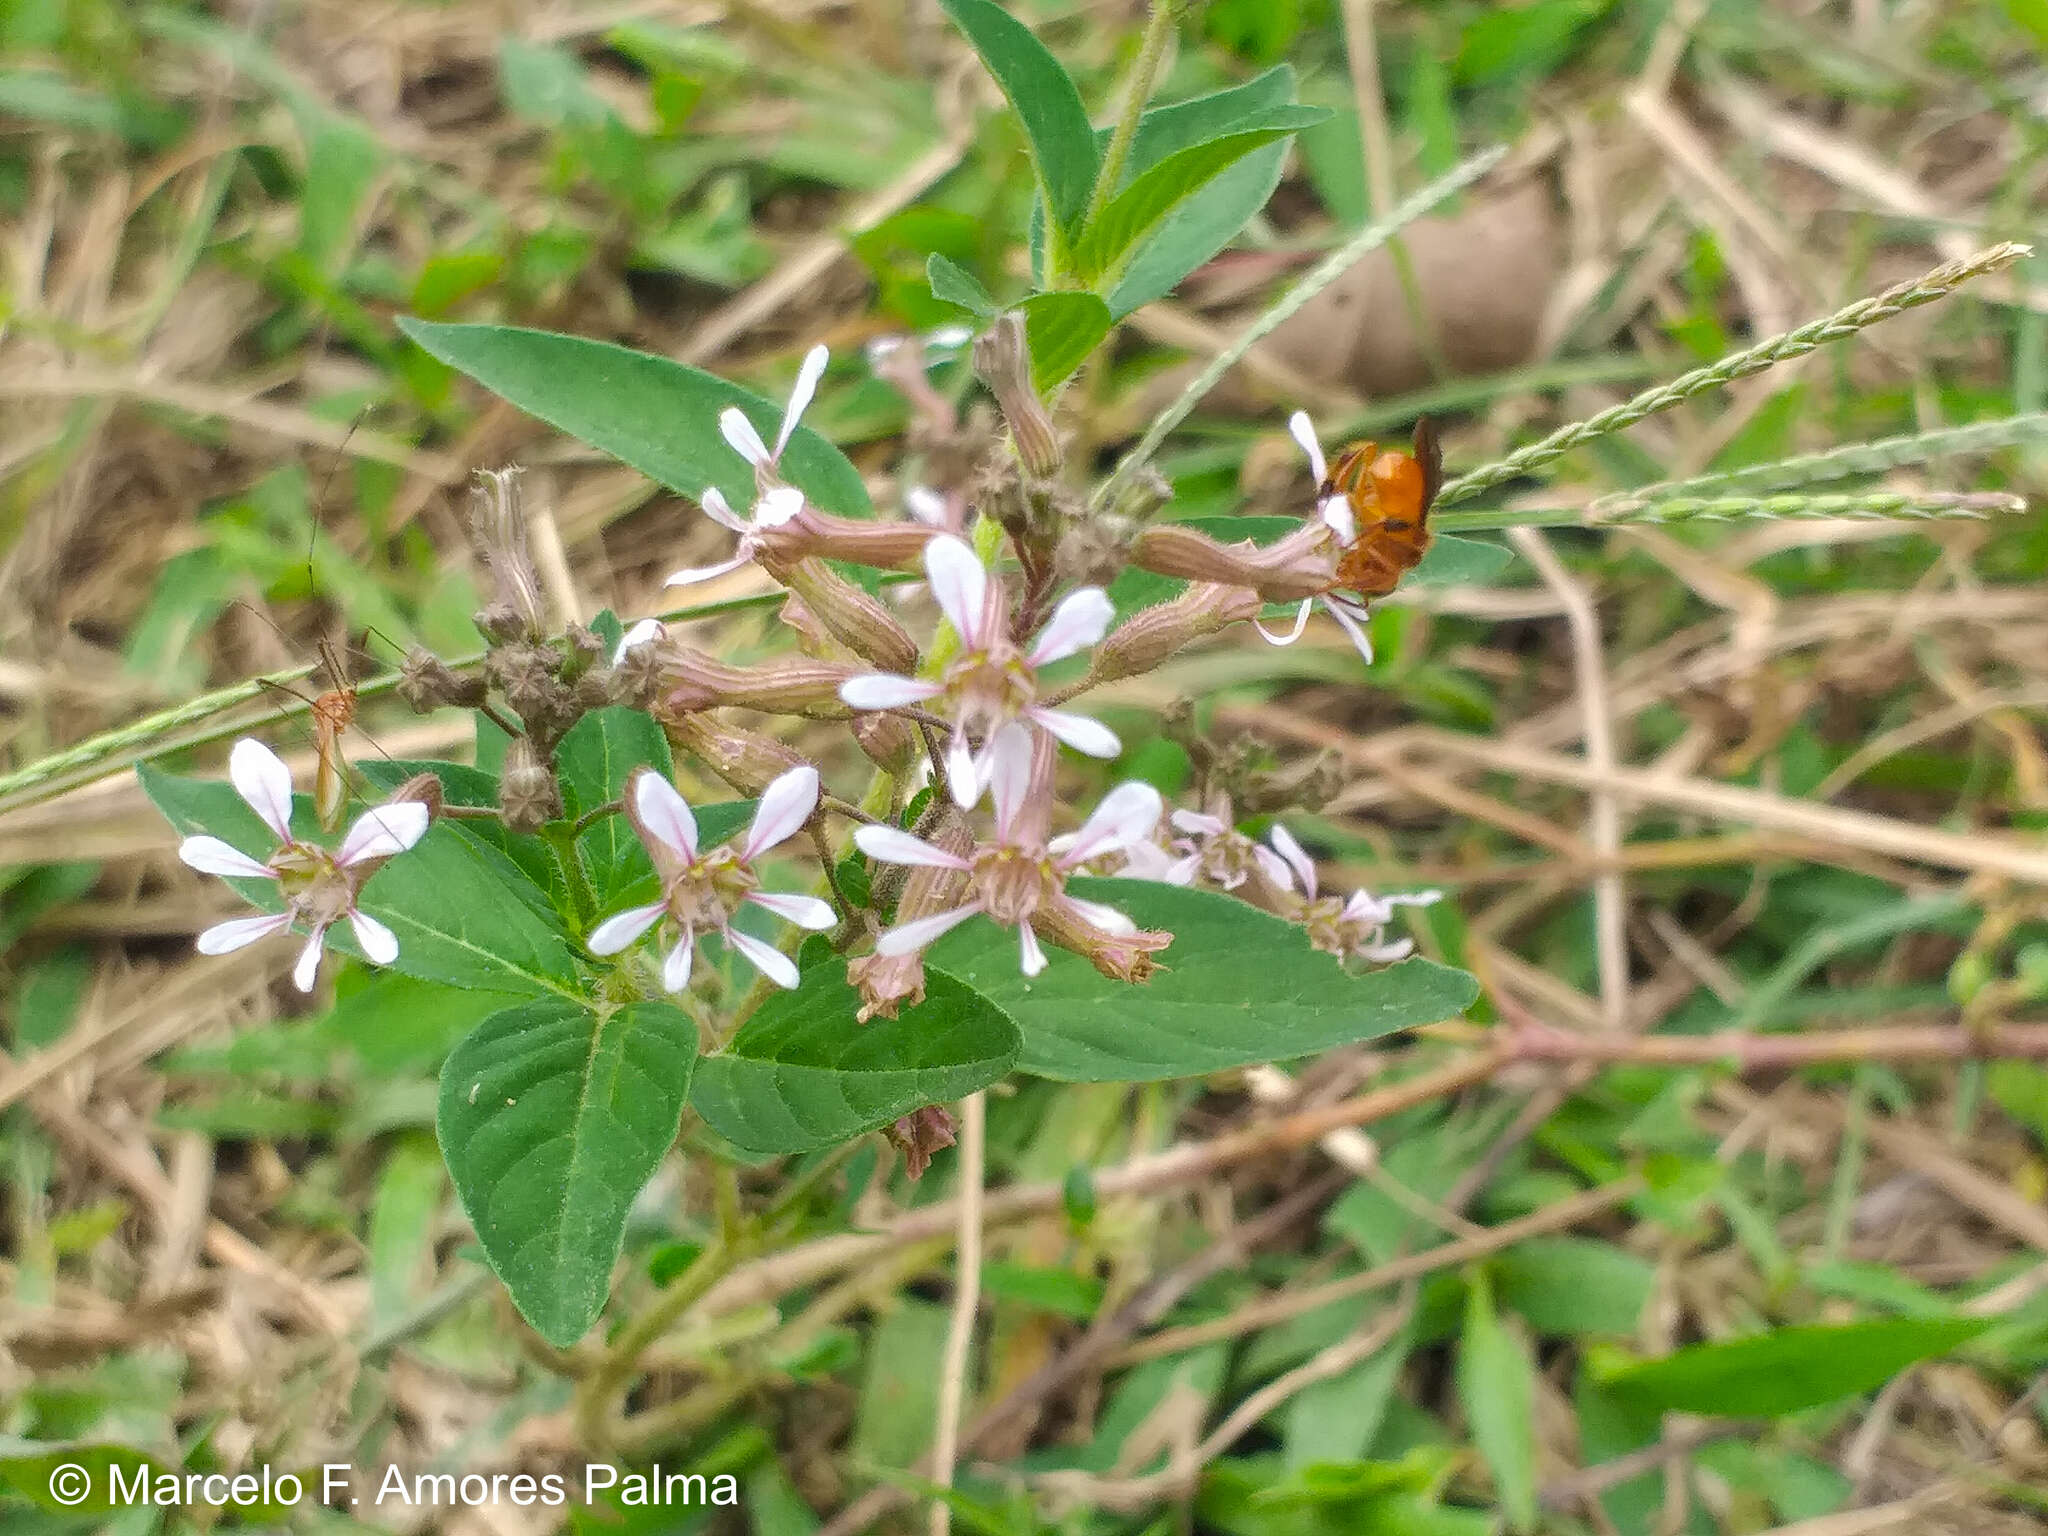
left=663, top=933, right=696, bottom=992
left=854, top=825, right=970, bottom=870
left=1253, top=600, right=1313, bottom=647
left=1029, top=707, right=1121, bottom=759
left=985, top=722, right=1036, bottom=841
left=904, top=486, right=947, bottom=526
left=775, top=345, right=830, bottom=458
left=589, top=901, right=665, bottom=956
left=1323, top=595, right=1376, bottom=664
left=613, top=618, right=664, bottom=662
left=350, top=909, right=399, bottom=965
left=196, top=912, right=292, bottom=955
left=633, top=770, right=698, bottom=859
left=1268, top=824, right=1318, bottom=900
left=1064, top=895, right=1138, bottom=936
left=665, top=553, right=753, bottom=588
left=1163, top=852, right=1201, bottom=885
left=876, top=903, right=981, bottom=957
left=1318, top=493, right=1356, bottom=547
left=337, top=801, right=430, bottom=866
left=720, top=407, right=772, bottom=469
left=1026, top=587, right=1114, bottom=667
left=839, top=673, right=942, bottom=710
left=292, top=926, right=328, bottom=993
left=1252, top=845, right=1297, bottom=891
left=727, top=927, right=799, bottom=989
left=923, top=534, right=988, bottom=647
left=1059, top=781, right=1164, bottom=868
left=747, top=890, right=837, bottom=930
left=1355, top=937, right=1414, bottom=963
left=1385, top=889, right=1443, bottom=908
left=1288, top=410, right=1327, bottom=483
left=1018, top=923, right=1047, bottom=976
left=180, top=836, right=274, bottom=880
left=700, top=486, right=749, bottom=532
left=866, top=334, right=906, bottom=369
left=946, top=730, right=981, bottom=809
left=742, top=764, right=820, bottom=859
left=756, top=485, right=805, bottom=527
left=1170, top=810, right=1227, bottom=837
left=925, top=324, right=974, bottom=350
left=1341, top=890, right=1394, bottom=926
left=230, top=738, right=296, bottom=840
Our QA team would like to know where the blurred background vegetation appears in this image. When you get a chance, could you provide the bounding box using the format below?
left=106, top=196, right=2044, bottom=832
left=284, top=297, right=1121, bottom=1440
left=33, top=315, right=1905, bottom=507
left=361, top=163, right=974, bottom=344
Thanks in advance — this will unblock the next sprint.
left=2, top=0, right=2048, bottom=1532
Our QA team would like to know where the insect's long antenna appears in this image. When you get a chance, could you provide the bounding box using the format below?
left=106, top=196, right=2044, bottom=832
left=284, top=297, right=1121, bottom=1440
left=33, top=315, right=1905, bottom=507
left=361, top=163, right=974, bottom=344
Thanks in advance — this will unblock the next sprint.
left=305, top=407, right=371, bottom=605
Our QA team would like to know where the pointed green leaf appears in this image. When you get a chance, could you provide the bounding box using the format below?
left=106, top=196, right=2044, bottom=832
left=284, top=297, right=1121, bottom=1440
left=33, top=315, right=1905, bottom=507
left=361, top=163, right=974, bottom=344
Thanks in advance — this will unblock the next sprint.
left=1595, top=1317, right=1993, bottom=1418
left=690, top=959, right=1019, bottom=1154
left=397, top=319, right=871, bottom=518
left=553, top=707, right=673, bottom=911
left=935, top=0, right=1099, bottom=237
left=926, top=253, right=998, bottom=318
left=927, top=878, right=1476, bottom=1081
left=1458, top=1269, right=1538, bottom=1532
left=1017, top=290, right=1114, bottom=391
left=438, top=997, right=697, bottom=1346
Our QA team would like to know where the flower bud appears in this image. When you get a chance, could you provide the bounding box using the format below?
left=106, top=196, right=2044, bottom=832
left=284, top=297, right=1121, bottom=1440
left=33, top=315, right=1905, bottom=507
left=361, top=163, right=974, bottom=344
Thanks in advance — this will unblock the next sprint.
left=852, top=710, right=919, bottom=778
left=1086, top=583, right=1261, bottom=685
left=664, top=714, right=810, bottom=797
left=387, top=772, right=445, bottom=822
left=659, top=646, right=858, bottom=718
left=398, top=648, right=487, bottom=712
left=1129, top=522, right=1337, bottom=603
left=499, top=737, right=561, bottom=834
left=974, top=313, right=1061, bottom=478
left=884, top=1104, right=958, bottom=1180
left=756, top=512, right=934, bottom=576
left=470, top=467, right=546, bottom=642
left=771, top=559, right=920, bottom=675
left=560, top=622, right=604, bottom=681
left=1033, top=894, right=1172, bottom=984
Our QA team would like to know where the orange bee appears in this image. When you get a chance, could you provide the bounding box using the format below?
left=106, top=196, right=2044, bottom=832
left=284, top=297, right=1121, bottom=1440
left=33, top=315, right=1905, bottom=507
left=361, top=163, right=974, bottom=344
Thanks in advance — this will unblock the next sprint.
left=1319, top=418, right=1444, bottom=601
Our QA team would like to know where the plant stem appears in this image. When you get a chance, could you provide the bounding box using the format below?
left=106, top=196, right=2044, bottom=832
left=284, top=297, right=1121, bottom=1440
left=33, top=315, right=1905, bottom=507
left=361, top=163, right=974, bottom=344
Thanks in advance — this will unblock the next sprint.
left=575, top=1237, right=741, bottom=1449
left=930, top=1091, right=986, bottom=1536
left=1084, top=0, right=1176, bottom=230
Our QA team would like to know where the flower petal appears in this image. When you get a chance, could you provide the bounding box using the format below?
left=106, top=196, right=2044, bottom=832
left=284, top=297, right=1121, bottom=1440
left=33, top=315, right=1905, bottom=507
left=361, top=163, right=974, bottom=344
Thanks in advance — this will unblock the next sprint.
left=1064, top=895, right=1138, bottom=936
left=1354, top=937, right=1414, bottom=963
left=292, top=927, right=327, bottom=993
left=1288, top=409, right=1327, bottom=483
left=1268, top=824, right=1318, bottom=899
left=946, top=729, right=981, bottom=810
left=337, top=801, right=431, bottom=866
left=700, top=486, right=749, bottom=532
left=839, top=673, right=942, bottom=710
left=632, top=770, right=698, bottom=859
left=1026, top=587, right=1114, bottom=667
left=1018, top=923, right=1047, bottom=977
left=1170, top=809, right=1226, bottom=837
left=1061, top=781, right=1164, bottom=867
left=924, top=323, right=974, bottom=350
left=613, top=618, right=665, bottom=662
left=775, top=344, right=830, bottom=459
left=876, top=903, right=981, bottom=957
left=350, top=909, right=400, bottom=965
left=1253, top=600, right=1313, bottom=647
left=196, top=912, right=292, bottom=955
left=741, top=764, right=820, bottom=859
left=747, top=890, right=837, bottom=930
left=904, top=486, right=948, bottom=526
left=1323, top=593, right=1375, bottom=663
left=1029, top=707, right=1121, bottom=759
left=180, top=836, right=274, bottom=880
left=727, top=927, right=800, bottom=989
left=923, top=534, right=989, bottom=647
left=1318, top=493, right=1356, bottom=548
left=588, top=901, right=666, bottom=956
left=665, top=553, right=752, bottom=588
left=663, top=933, right=696, bottom=992
left=854, top=825, right=969, bottom=869
left=1252, top=845, right=1297, bottom=891
left=1385, top=889, right=1444, bottom=908
left=985, top=722, right=1036, bottom=841
left=1341, top=889, right=1394, bottom=926
left=229, top=738, right=296, bottom=840
left=755, top=485, right=805, bottom=528
left=720, top=406, right=773, bottom=469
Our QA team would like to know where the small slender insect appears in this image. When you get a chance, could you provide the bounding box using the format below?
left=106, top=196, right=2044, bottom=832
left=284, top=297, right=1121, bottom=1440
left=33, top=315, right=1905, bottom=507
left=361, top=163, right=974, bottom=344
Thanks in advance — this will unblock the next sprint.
left=1321, top=418, right=1445, bottom=601
left=307, top=636, right=358, bottom=834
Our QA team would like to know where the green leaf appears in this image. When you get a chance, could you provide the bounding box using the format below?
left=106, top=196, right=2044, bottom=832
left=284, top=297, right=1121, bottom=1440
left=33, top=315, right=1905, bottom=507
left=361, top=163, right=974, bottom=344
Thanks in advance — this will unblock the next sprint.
left=926, top=253, right=997, bottom=318
left=1071, top=111, right=1324, bottom=285
left=553, top=707, right=674, bottom=911
left=438, top=997, right=697, bottom=1346
left=357, top=758, right=561, bottom=915
left=935, top=0, right=1099, bottom=238
left=397, top=320, right=872, bottom=518
left=1017, top=290, right=1114, bottom=392
left=1457, top=1270, right=1538, bottom=1532
left=138, top=763, right=583, bottom=999
left=0, top=1437, right=178, bottom=1514
left=690, top=959, right=1019, bottom=1154
left=1597, top=1317, right=1994, bottom=1417
left=1492, top=1237, right=1655, bottom=1337
left=1413, top=534, right=1512, bottom=586
left=927, top=878, right=1476, bottom=1081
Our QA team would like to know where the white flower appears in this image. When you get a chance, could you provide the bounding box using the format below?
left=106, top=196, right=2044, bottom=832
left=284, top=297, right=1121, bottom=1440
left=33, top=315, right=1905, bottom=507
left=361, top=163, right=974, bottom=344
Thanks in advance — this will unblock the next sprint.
left=854, top=724, right=1159, bottom=977
left=721, top=342, right=829, bottom=481
left=838, top=534, right=1119, bottom=807
left=178, top=739, right=429, bottom=992
left=1253, top=411, right=1380, bottom=664
left=664, top=484, right=807, bottom=589
left=613, top=618, right=665, bottom=663
left=1262, top=822, right=1441, bottom=964
left=587, top=764, right=836, bottom=991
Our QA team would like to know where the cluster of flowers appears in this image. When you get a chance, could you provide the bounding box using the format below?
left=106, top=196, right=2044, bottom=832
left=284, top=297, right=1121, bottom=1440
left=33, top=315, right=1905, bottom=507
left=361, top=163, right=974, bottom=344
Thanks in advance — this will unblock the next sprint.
left=176, top=325, right=1434, bottom=1012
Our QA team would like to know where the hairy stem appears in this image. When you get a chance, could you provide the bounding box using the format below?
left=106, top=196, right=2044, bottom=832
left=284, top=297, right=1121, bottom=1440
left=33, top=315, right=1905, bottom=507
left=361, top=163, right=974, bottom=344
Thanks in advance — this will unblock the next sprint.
left=1084, top=0, right=1176, bottom=230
